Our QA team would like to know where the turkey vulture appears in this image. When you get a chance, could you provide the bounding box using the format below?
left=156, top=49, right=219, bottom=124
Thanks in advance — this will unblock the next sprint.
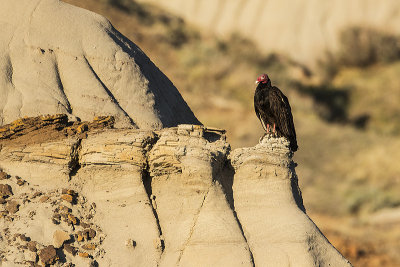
left=254, top=74, right=298, bottom=151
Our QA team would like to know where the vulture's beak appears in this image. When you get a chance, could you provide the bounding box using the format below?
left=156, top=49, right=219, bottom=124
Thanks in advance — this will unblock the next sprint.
left=255, top=80, right=259, bottom=84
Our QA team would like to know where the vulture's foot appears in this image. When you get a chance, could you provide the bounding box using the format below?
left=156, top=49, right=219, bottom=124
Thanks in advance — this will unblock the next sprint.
left=259, top=133, right=267, bottom=143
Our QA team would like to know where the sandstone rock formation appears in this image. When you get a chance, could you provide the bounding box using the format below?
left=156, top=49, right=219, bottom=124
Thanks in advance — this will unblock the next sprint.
left=148, top=125, right=252, bottom=266
left=0, top=0, right=200, bottom=128
left=136, top=0, right=400, bottom=67
left=0, top=1, right=352, bottom=265
left=0, top=117, right=352, bottom=266
left=231, top=138, right=350, bottom=266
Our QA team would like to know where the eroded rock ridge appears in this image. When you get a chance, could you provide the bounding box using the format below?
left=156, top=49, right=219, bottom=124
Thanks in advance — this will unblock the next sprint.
left=0, top=0, right=200, bottom=128
left=0, top=116, right=351, bottom=266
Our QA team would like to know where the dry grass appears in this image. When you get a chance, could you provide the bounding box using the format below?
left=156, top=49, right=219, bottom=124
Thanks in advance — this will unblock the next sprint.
left=333, top=62, right=400, bottom=135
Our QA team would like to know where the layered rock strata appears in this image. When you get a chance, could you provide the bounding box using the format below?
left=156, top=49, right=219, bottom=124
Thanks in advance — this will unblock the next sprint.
left=0, top=118, right=351, bottom=266
left=149, top=125, right=253, bottom=266
left=231, top=137, right=351, bottom=266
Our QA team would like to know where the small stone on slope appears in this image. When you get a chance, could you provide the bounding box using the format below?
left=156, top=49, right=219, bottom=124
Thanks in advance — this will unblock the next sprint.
left=53, top=230, right=70, bottom=248
left=0, top=171, right=9, bottom=180
left=82, top=243, right=96, bottom=250
left=27, top=241, right=37, bottom=252
left=39, top=196, right=49, bottom=203
left=78, top=252, right=90, bottom=258
left=0, top=184, right=13, bottom=198
left=64, top=243, right=77, bottom=256
left=61, top=194, right=74, bottom=203
left=38, top=245, right=58, bottom=265
left=6, top=200, right=19, bottom=214
left=16, top=177, right=25, bottom=186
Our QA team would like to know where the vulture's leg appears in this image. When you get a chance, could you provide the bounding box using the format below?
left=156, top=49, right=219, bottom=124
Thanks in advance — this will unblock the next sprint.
left=260, top=124, right=272, bottom=143
left=259, top=132, right=267, bottom=143
left=259, top=125, right=269, bottom=143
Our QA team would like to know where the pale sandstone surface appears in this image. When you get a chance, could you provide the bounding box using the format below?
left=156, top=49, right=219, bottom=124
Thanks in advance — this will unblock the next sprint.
left=231, top=137, right=352, bottom=267
left=0, top=1, right=352, bottom=265
left=52, top=230, right=70, bottom=248
left=136, top=0, right=400, bottom=67
left=148, top=126, right=252, bottom=266
left=0, top=137, right=79, bottom=187
left=78, top=130, right=162, bottom=266
left=0, top=0, right=200, bottom=128
left=0, top=120, right=352, bottom=266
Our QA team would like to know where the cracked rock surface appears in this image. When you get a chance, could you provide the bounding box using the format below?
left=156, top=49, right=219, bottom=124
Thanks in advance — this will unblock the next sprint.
left=0, top=116, right=352, bottom=266
left=148, top=126, right=252, bottom=266
left=231, top=137, right=352, bottom=267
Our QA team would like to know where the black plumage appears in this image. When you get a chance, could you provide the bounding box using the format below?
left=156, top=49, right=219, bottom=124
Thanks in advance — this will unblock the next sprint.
left=254, top=74, right=298, bottom=151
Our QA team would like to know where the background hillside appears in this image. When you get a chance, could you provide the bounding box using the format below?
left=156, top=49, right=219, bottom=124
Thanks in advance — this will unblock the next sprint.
left=136, top=0, right=400, bottom=68
left=63, top=0, right=400, bottom=266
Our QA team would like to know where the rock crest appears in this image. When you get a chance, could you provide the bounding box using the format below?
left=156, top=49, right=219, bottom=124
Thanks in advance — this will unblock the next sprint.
left=231, top=137, right=351, bottom=266
left=0, top=117, right=352, bottom=266
left=0, top=0, right=200, bottom=128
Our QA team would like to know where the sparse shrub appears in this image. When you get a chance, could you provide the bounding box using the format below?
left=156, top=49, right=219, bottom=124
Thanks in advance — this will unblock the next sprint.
left=319, top=27, right=400, bottom=81
left=373, top=33, right=400, bottom=63
left=344, top=182, right=400, bottom=214
left=338, top=27, right=376, bottom=67
left=297, top=84, right=350, bottom=123
left=164, top=19, right=194, bottom=48
left=317, top=52, right=340, bottom=82
left=99, top=0, right=153, bottom=23
left=176, top=32, right=296, bottom=107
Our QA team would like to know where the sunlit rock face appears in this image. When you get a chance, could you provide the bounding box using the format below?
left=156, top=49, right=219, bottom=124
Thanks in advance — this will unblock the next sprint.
left=0, top=0, right=200, bottom=128
left=0, top=1, right=352, bottom=266
left=231, top=136, right=352, bottom=267
left=0, top=118, right=352, bottom=266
